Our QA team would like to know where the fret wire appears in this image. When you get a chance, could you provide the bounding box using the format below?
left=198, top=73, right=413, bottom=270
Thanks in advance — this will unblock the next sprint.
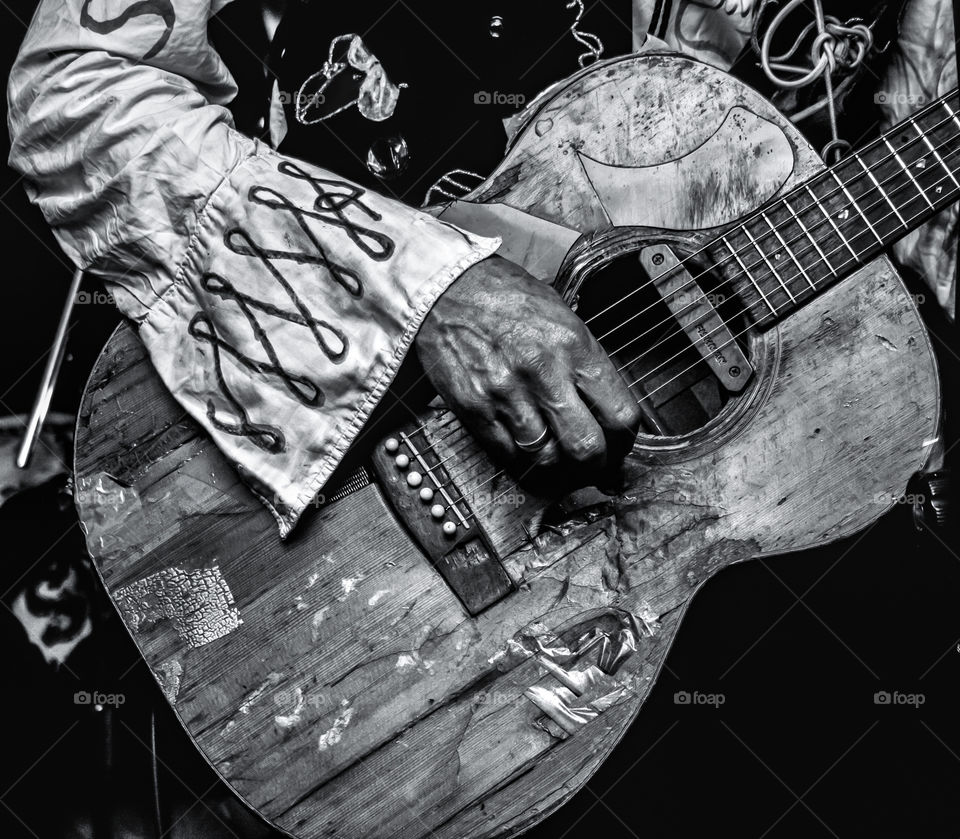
left=608, top=108, right=959, bottom=360
left=721, top=234, right=777, bottom=316
left=626, top=142, right=960, bottom=394
left=740, top=223, right=796, bottom=302
left=589, top=93, right=960, bottom=351
left=827, top=169, right=884, bottom=246
left=634, top=170, right=960, bottom=412
left=584, top=92, right=958, bottom=333
left=942, top=99, right=960, bottom=133
left=750, top=108, right=959, bottom=314
left=882, top=136, right=935, bottom=210
left=783, top=197, right=838, bottom=277
left=855, top=153, right=907, bottom=228
left=804, top=184, right=860, bottom=261
left=726, top=118, right=959, bottom=329
left=889, top=113, right=959, bottom=210
left=911, top=118, right=960, bottom=190
left=760, top=210, right=816, bottom=291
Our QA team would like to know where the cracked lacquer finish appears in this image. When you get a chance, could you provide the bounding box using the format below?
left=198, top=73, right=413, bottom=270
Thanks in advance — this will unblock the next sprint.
left=74, top=54, right=939, bottom=838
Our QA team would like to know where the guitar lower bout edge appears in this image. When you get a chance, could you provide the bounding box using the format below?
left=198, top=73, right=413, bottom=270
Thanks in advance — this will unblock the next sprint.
left=73, top=52, right=942, bottom=839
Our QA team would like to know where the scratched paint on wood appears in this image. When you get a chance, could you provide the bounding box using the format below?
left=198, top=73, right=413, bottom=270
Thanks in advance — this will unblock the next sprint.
left=74, top=53, right=940, bottom=839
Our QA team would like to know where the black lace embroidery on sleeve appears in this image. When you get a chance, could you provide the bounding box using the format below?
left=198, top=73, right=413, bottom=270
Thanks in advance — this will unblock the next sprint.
left=193, top=165, right=397, bottom=455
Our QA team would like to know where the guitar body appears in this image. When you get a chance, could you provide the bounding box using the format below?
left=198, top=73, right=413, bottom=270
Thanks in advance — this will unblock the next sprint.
left=74, top=54, right=939, bottom=838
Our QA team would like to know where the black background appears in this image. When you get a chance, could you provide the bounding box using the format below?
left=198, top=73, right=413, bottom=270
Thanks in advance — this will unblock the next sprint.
left=1, top=1, right=958, bottom=837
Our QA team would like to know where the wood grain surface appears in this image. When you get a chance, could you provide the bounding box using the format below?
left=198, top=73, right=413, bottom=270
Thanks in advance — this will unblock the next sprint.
left=74, top=53, right=940, bottom=838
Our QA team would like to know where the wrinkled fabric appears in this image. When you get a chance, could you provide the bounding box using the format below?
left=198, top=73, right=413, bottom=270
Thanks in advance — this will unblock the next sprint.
left=6, top=0, right=957, bottom=545
left=881, top=0, right=958, bottom=318
left=7, top=0, right=499, bottom=536
left=633, top=0, right=757, bottom=65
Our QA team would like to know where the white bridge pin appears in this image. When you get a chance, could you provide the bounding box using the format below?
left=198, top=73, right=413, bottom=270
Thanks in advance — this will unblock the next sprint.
left=395, top=454, right=410, bottom=469
left=442, top=521, right=457, bottom=537
left=384, top=437, right=400, bottom=453
left=407, top=471, right=422, bottom=487
left=430, top=503, right=445, bottom=520
left=419, top=487, right=434, bottom=502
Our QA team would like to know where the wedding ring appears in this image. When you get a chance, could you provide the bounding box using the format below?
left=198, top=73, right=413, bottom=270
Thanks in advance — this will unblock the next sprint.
left=513, top=427, right=550, bottom=452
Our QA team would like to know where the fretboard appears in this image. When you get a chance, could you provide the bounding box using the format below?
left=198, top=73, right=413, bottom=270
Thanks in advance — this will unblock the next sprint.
left=713, top=89, right=960, bottom=324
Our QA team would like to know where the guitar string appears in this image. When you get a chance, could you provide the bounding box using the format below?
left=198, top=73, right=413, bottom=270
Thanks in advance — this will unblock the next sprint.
left=580, top=91, right=959, bottom=330
left=594, top=105, right=960, bottom=361
left=617, top=136, right=960, bottom=390
left=398, top=96, right=958, bottom=447
left=415, top=142, right=960, bottom=525
left=509, top=120, right=960, bottom=404
left=393, top=114, right=960, bottom=521
left=406, top=123, right=960, bottom=495
left=450, top=147, right=960, bottom=525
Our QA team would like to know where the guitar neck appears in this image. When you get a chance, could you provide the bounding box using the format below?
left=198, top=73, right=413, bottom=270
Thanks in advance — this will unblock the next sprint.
left=713, top=88, right=960, bottom=324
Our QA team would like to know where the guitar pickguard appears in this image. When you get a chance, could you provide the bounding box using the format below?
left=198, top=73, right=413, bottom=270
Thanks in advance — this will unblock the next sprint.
left=578, top=107, right=795, bottom=229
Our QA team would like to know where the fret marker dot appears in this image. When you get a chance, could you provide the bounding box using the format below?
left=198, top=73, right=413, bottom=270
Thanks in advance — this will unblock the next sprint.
left=430, top=503, right=445, bottom=519
left=442, top=521, right=457, bottom=537
left=419, top=487, right=434, bottom=502
left=407, top=471, right=422, bottom=487
left=395, top=454, right=410, bottom=469
left=384, top=437, right=400, bottom=453
left=936, top=186, right=944, bottom=194
left=917, top=159, right=927, bottom=169
left=838, top=209, right=850, bottom=220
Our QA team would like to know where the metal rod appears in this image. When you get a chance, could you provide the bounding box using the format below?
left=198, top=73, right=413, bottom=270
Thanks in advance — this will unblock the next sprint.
left=16, top=268, right=83, bottom=469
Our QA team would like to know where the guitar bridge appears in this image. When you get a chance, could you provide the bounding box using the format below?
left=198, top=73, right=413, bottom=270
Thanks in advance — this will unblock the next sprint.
left=370, top=412, right=516, bottom=615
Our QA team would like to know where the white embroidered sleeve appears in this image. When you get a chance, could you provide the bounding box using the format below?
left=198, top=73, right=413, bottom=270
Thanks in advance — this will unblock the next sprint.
left=7, top=0, right=500, bottom=535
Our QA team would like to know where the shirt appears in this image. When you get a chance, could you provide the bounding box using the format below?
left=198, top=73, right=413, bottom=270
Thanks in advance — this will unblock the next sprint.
left=8, top=0, right=501, bottom=536
left=7, top=0, right=956, bottom=538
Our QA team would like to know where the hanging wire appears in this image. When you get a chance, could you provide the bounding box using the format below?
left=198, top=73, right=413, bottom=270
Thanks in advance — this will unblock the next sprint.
left=566, top=0, right=604, bottom=67
left=758, top=0, right=874, bottom=162
left=424, top=169, right=486, bottom=204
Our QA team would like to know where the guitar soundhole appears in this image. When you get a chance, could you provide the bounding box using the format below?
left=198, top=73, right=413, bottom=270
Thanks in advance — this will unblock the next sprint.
left=574, top=250, right=754, bottom=437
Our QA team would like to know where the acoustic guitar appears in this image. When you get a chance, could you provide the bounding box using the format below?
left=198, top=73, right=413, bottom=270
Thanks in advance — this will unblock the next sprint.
left=74, top=53, right=955, bottom=838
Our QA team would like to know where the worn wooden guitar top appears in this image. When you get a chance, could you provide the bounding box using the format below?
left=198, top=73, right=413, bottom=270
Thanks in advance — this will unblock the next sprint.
left=74, top=53, right=940, bottom=838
